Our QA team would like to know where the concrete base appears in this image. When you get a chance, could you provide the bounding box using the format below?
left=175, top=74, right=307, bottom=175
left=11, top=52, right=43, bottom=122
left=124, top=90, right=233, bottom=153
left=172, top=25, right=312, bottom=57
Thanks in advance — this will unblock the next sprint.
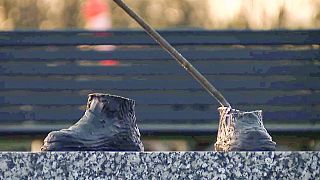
left=0, top=152, right=319, bottom=179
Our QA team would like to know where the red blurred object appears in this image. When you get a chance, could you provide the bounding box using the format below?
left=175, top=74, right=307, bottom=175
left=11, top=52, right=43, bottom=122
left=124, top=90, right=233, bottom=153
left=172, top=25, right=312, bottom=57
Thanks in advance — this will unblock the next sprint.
left=99, top=60, right=120, bottom=66
left=82, top=0, right=110, bottom=20
left=94, top=32, right=111, bottom=37
left=81, top=0, right=115, bottom=51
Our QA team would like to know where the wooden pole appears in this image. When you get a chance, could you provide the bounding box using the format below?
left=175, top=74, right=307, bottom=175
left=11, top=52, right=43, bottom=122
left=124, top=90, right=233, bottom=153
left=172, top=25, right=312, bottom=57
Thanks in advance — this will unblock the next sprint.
left=113, top=0, right=231, bottom=107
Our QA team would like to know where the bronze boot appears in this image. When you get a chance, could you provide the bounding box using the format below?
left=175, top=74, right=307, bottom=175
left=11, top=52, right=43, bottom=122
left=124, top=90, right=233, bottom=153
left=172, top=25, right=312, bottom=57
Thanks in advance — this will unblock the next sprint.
left=41, top=93, right=144, bottom=151
left=215, top=107, right=276, bottom=151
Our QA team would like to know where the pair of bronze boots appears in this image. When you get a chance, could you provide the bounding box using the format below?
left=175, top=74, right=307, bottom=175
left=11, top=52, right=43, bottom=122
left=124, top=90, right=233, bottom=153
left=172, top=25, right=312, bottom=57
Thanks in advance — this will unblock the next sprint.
left=41, top=93, right=275, bottom=151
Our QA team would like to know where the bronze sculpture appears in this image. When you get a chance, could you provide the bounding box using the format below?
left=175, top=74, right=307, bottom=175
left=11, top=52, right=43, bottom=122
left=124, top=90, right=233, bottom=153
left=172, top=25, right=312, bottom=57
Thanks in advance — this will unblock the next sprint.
left=41, top=93, right=144, bottom=151
left=215, top=107, right=276, bottom=151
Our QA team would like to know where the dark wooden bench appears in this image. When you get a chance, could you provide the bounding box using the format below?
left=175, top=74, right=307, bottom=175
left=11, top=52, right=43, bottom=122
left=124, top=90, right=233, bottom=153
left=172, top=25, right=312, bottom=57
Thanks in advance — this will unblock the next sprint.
left=0, top=30, right=319, bottom=136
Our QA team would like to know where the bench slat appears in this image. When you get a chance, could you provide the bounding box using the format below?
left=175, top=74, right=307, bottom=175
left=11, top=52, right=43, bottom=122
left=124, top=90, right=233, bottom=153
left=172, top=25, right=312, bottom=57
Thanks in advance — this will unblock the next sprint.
left=0, top=90, right=319, bottom=105
left=1, top=124, right=320, bottom=136
left=0, top=30, right=319, bottom=46
left=0, top=49, right=318, bottom=61
left=0, top=105, right=318, bottom=123
left=1, top=61, right=318, bottom=76
left=1, top=75, right=319, bottom=90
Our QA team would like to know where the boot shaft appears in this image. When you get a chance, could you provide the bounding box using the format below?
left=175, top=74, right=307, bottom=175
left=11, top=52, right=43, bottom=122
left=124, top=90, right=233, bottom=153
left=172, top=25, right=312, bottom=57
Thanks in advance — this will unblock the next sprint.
left=87, top=93, right=136, bottom=123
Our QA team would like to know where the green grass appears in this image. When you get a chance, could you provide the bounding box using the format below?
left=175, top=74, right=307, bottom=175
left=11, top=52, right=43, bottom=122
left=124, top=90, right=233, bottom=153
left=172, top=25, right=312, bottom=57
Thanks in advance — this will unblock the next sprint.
left=0, top=136, right=32, bottom=151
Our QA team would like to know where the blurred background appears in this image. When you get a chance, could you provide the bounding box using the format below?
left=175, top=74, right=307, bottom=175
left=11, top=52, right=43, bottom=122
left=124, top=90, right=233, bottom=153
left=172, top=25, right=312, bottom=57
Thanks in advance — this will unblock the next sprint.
left=0, top=0, right=320, bottom=151
left=0, top=0, right=320, bottom=30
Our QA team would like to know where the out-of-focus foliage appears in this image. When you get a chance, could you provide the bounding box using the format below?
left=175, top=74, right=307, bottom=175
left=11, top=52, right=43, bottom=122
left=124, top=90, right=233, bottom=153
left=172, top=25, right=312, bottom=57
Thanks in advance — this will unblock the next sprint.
left=0, top=0, right=319, bottom=30
left=0, top=0, right=82, bottom=30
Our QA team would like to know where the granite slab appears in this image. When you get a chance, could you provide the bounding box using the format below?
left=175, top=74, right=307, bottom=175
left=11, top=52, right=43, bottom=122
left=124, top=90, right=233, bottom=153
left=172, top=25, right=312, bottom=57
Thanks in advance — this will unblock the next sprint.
left=0, top=151, right=319, bottom=179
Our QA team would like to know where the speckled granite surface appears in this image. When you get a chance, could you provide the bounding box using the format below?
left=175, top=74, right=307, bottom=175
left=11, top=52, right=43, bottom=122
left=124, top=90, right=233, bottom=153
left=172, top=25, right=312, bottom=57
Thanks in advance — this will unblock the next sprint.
left=0, top=152, right=319, bottom=179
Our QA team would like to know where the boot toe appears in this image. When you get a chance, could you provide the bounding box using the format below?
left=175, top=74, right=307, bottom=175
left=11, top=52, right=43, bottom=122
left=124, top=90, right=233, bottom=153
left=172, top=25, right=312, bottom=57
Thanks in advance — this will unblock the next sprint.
left=41, top=130, right=83, bottom=151
left=44, top=130, right=74, bottom=142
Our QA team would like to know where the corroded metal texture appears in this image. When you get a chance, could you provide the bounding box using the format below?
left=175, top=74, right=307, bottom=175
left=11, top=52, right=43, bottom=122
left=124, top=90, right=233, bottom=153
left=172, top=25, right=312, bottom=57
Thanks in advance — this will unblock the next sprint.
left=41, top=93, right=144, bottom=151
left=215, top=107, right=276, bottom=151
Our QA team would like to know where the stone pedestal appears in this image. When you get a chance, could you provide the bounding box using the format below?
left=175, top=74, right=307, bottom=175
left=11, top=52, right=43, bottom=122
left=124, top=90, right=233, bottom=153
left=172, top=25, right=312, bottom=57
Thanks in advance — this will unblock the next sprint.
left=0, top=152, right=319, bottom=179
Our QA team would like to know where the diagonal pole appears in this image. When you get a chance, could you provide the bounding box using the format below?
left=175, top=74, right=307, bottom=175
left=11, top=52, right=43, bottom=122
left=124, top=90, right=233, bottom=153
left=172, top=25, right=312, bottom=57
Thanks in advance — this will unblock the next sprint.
left=113, top=0, right=231, bottom=107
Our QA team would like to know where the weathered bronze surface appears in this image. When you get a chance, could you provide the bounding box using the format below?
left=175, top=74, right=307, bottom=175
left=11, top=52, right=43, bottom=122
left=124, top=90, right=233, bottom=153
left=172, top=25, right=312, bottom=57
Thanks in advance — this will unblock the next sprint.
left=215, top=107, right=276, bottom=151
left=41, top=93, right=144, bottom=151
